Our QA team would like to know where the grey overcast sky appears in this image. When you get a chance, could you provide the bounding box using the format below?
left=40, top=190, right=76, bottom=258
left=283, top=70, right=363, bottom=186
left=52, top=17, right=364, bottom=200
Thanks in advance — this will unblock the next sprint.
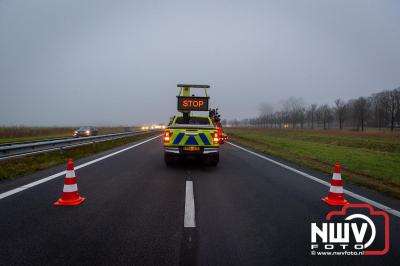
left=1, top=0, right=399, bottom=126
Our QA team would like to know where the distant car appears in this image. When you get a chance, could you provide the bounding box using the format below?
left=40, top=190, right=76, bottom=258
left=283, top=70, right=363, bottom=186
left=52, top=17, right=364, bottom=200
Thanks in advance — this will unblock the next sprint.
left=73, top=126, right=98, bottom=137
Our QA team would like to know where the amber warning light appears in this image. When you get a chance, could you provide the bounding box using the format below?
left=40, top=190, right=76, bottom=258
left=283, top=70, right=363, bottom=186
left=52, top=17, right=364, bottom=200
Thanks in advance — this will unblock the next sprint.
left=177, top=96, right=209, bottom=111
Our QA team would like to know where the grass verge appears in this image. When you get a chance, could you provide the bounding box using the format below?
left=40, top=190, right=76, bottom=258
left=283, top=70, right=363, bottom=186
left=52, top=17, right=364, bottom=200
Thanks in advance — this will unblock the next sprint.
left=0, top=132, right=159, bottom=181
left=226, top=128, right=400, bottom=199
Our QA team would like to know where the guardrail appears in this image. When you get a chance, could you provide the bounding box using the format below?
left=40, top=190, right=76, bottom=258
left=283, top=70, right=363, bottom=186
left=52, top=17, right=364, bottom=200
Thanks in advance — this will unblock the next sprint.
left=0, top=131, right=158, bottom=160
left=0, top=136, right=75, bottom=147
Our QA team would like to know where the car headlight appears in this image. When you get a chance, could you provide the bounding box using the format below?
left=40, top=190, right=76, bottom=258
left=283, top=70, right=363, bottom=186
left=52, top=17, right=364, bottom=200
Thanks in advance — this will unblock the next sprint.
left=86, top=130, right=90, bottom=134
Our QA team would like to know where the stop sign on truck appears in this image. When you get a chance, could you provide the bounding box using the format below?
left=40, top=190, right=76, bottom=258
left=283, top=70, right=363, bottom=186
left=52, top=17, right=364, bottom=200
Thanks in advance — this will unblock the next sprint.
left=177, top=96, right=209, bottom=111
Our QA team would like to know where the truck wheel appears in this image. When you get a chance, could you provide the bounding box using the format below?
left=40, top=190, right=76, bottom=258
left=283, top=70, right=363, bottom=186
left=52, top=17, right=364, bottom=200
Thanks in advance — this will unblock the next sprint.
left=164, top=152, right=176, bottom=166
left=207, top=153, right=219, bottom=166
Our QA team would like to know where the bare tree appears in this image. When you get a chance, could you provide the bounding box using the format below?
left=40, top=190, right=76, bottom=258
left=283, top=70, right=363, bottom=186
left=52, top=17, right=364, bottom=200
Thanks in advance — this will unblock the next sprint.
left=242, top=86, right=399, bottom=131
left=281, top=97, right=305, bottom=128
left=306, top=104, right=318, bottom=129
left=299, top=107, right=306, bottom=128
left=316, top=104, right=332, bottom=130
left=231, top=119, right=239, bottom=127
left=351, top=97, right=370, bottom=131
left=258, top=102, right=274, bottom=127
left=277, top=111, right=284, bottom=128
left=370, top=91, right=388, bottom=129
left=387, top=89, right=400, bottom=131
left=334, top=98, right=347, bottom=130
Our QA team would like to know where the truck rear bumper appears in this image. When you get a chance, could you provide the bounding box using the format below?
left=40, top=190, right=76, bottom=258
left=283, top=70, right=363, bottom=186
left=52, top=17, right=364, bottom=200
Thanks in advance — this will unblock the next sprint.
left=203, top=148, right=219, bottom=154
left=164, top=147, right=219, bottom=154
left=164, top=147, right=180, bottom=154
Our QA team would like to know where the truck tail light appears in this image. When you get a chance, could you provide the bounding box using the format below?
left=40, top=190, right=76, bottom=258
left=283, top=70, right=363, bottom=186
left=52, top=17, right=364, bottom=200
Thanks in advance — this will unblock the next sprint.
left=213, top=132, right=219, bottom=144
left=164, top=130, right=171, bottom=143
left=217, top=127, right=222, bottom=138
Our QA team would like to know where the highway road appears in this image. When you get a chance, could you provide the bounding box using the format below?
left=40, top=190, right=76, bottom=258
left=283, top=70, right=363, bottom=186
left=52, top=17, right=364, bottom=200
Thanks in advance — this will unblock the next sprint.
left=0, top=135, right=399, bottom=265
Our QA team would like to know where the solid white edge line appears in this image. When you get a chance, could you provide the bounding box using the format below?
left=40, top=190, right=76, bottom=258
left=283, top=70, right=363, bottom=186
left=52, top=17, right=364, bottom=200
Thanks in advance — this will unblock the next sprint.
left=0, top=135, right=162, bottom=200
left=227, top=141, right=400, bottom=218
left=184, top=180, right=196, bottom=227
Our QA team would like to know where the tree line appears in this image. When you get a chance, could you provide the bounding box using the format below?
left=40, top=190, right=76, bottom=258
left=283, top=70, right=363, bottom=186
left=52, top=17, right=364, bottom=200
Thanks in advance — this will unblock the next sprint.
left=225, top=87, right=400, bottom=131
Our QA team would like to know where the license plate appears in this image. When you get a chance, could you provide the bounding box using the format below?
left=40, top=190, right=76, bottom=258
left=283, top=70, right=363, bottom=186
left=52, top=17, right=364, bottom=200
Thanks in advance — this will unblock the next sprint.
left=183, top=146, right=200, bottom=151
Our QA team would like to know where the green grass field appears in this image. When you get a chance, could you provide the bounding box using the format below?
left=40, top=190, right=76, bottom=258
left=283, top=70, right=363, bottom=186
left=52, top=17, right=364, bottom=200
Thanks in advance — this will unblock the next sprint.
left=226, top=128, right=400, bottom=199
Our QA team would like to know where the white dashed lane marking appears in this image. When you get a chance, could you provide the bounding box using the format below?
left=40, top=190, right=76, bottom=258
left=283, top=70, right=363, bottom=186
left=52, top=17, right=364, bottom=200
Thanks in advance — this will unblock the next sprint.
left=184, top=180, right=196, bottom=227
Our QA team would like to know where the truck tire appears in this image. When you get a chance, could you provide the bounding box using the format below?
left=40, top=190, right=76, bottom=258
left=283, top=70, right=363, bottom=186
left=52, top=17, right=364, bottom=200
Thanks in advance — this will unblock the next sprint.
left=164, top=152, right=176, bottom=166
left=207, top=153, right=219, bottom=166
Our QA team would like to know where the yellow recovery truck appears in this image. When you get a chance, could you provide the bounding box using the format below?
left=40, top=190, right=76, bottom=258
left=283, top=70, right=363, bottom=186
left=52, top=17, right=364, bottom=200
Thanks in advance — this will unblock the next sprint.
left=163, top=84, right=220, bottom=166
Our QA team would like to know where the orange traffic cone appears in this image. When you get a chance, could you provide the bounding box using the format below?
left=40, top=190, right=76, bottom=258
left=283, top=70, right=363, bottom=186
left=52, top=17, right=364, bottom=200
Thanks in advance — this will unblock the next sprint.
left=322, top=163, right=348, bottom=206
left=54, top=159, right=85, bottom=206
